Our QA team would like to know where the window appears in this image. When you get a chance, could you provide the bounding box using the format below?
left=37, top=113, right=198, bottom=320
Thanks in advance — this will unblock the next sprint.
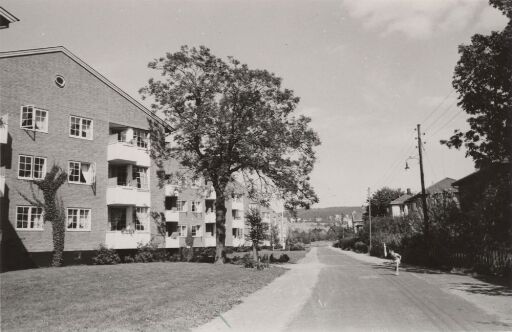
left=69, top=116, right=93, bottom=140
left=110, top=207, right=126, bottom=231
left=132, top=167, right=149, bottom=190
left=20, top=106, right=48, bottom=132
left=232, top=209, right=242, bottom=220
left=232, top=228, right=243, bottom=239
left=191, top=201, right=202, bottom=212
left=55, top=75, right=66, bottom=88
left=191, top=225, right=201, bottom=237
left=68, top=161, right=94, bottom=184
left=67, top=208, right=91, bottom=231
left=133, top=129, right=148, bottom=148
left=16, top=206, right=43, bottom=230
left=176, top=200, right=187, bottom=212
left=178, top=225, right=187, bottom=237
left=134, top=207, right=149, bottom=231
left=18, top=155, right=46, bottom=180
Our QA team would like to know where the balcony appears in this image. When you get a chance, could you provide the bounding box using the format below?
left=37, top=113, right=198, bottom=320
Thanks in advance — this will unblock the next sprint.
left=205, top=212, right=216, bottom=223
left=165, top=233, right=180, bottom=248
left=105, top=231, right=150, bottom=249
left=106, top=182, right=150, bottom=206
left=164, top=210, right=180, bottom=222
left=232, top=237, right=246, bottom=247
left=165, top=184, right=180, bottom=197
left=0, top=167, right=5, bottom=198
left=232, top=218, right=245, bottom=229
left=231, top=201, right=244, bottom=210
left=107, top=135, right=150, bottom=167
left=203, top=235, right=216, bottom=247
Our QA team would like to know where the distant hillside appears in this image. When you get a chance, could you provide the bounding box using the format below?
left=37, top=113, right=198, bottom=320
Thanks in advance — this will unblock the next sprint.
left=293, top=206, right=363, bottom=222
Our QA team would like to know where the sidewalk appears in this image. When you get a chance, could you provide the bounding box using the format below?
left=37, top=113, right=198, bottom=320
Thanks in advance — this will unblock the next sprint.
left=193, top=247, right=323, bottom=332
left=332, top=246, right=512, bottom=327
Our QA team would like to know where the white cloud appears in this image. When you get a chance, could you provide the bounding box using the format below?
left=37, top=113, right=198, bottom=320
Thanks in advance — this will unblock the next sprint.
left=341, top=0, right=504, bottom=39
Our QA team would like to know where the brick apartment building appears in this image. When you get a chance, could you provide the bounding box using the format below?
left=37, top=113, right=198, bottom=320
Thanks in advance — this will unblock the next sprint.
left=0, top=46, right=285, bottom=270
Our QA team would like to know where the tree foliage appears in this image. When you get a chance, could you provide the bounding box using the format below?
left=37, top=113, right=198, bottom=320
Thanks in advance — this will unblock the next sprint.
left=21, top=165, right=67, bottom=267
left=365, top=187, right=404, bottom=218
left=441, top=1, right=511, bottom=168
left=141, top=46, right=320, bottom=262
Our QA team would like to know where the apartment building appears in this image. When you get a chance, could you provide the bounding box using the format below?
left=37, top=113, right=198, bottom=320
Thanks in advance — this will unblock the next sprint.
left=0, top=46, right=169, bottom=269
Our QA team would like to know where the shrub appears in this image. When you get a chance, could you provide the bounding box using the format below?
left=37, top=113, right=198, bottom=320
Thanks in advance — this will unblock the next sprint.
left=92, top=244, right=121, bottom=265
left=134, top=242, right=165, bottom=263
left=123, top=255, right=136, bottom=263
left=289, top=242, right=305, bottom=251
left=278, top=254, right=290, bottom=263
left=354, top=241, right=368, bottom=253
left=338, top=237, right=357, bottom=250
left=241, top=254, right=255, bottom=268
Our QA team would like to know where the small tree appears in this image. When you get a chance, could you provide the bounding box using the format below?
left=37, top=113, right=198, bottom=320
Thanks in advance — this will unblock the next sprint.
left=246, top=208, right=268, bottom=261
left=21, top=165, right=67, bottom=266
left=269, top=224, right=280, bottom=250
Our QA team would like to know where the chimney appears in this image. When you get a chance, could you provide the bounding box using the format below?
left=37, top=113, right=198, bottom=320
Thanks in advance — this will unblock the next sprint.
left=406, top=188, right=411, bottom=195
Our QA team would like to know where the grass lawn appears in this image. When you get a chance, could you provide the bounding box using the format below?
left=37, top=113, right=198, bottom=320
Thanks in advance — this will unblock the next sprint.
left=1, top=262, right=286, bottom=331
left=227, top=249, right=309, bottom=264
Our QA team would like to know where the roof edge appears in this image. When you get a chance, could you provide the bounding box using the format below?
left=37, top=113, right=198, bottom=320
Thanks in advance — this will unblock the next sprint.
left=0, top=7, right=19, bottom=23
left=0, top=46, right=172, bottom=131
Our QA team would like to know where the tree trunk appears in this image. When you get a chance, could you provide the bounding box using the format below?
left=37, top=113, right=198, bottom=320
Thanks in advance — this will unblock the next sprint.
left=50, top=208, right=65, bottom=267
left=252, top=244, right=258, bottom=262
left=215, top=193, right=227, bottom=264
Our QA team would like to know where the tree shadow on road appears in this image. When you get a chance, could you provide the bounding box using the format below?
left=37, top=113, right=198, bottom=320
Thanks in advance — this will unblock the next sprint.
left=369, top=262, right=447, bottom=275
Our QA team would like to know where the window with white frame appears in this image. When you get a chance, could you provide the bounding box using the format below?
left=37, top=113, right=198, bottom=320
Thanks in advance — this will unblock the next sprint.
left=176, top=200, right=187, bottom=212
left=232, top=209, right=242, bottom=220
left=66, top=208, right=91, bottom=231
left=178, top=225, right=187, bottom=237
left=191, top=201, right=202, bottom=212
left=69, top=116, right=93, bottom=140
left=134, top=207, right=149, bottom=231
left=20, top=106, right=48, bottom=132
left=232, top=228, right=243, bottom=239
left=68, top=161, right=94, bottom=184
left=133, top=128, right=148, bottom=148
left=18, top=155, right=46, bottom=180
left=132, top=167, right=149, bottom=190
left=16, top=206, right=43, bottom=230
left=191, top=225, right=201, bottom=237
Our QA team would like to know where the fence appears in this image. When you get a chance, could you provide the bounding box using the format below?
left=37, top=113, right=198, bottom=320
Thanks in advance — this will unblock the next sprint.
left=437, top=247, right=512, bottom=275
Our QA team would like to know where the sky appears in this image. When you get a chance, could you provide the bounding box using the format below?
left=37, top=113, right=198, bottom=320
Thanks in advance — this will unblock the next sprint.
left=1, top=0, right=508, bottom=207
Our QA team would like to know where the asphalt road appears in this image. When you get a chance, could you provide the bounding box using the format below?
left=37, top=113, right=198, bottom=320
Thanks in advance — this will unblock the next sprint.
left=285, top=246, right=505, bottom=332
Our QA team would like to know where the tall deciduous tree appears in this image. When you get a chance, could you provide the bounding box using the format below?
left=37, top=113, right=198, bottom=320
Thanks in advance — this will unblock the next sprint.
left=441, top=1, right=511, bottom=168
left=141, top=46, right=320, bottom=263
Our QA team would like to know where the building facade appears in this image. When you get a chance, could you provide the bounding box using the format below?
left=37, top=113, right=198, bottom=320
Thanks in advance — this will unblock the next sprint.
left=0, top=47, right=169, bottom=269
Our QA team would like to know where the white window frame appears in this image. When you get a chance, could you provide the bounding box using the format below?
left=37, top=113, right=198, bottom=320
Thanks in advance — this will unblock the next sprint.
left=132, top=166, right=149, bottom=190
left=68, top=161, right=94, bottom=185
left=18, top=155, right=47, bottom=180
left=134, top=207, right=149, bottom=232
left=16, top=206, right=44, bottom=230
left=191, top=201, right=202, bottom=212
left=177, top=200, right=187, bottom=212
left=66, top=208, right=92, bottom=231
left=133, top=128, right=149, bottom=148
left=191, top=225, right=201, bottom=237
left=178, top=225, right=187, bottom=237
left=69, top=115, right=93, bottom=140
left=20, top=106, right=48, bottom=133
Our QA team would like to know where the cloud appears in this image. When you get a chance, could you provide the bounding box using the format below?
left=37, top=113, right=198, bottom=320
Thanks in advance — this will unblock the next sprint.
left=341, top=0, right=504, bottom=39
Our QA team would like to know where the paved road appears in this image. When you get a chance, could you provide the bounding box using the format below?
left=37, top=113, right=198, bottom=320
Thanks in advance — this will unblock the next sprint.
left=285, top=246, right=505, bottom=332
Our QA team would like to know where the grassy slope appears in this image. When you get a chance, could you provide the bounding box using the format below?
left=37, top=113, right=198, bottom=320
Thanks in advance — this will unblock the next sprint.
left=1, top=263, right=286, bottom=331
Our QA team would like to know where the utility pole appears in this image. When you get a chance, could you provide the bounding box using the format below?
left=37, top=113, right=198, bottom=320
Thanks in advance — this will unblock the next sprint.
left=416, top=124, right=429, bottom=238
left=368, top=187, right=372, bottom=254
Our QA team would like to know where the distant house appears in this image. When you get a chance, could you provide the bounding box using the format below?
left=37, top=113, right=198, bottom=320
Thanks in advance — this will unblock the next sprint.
left=0, top=7, right=19, bottom=29
left=389, top=189, right=413, bottom=217
left=404, top=178, right=459, bottom=214
left=452, top=162, right=510, bottom=212
left=351, top=210, right=364, bottom=233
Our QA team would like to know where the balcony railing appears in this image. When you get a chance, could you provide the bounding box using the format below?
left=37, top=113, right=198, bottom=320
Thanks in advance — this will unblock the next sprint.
left=231, top=201, right=244, bottom=210
left=107, top=134, right=151, bottom=167
left=203, top=234, right=216, bottom=247
left=107, top=179, right=150, bottom=206
left=105, top=231, right=150, bottom=249
left=205, top=212, right=216, bottom=223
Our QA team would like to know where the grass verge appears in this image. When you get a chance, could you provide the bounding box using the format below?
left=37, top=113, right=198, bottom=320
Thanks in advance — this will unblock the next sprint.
left=1, top=262, right=286, bottom=331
